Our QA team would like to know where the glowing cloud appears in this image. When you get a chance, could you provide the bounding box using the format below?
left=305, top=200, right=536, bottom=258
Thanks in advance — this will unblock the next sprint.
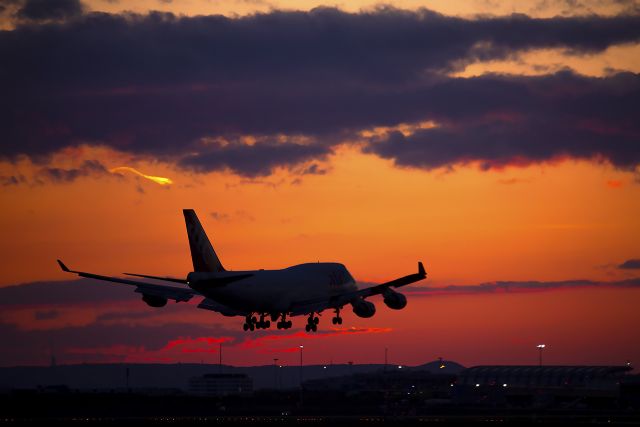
left=240, top=327, right=393, bottom=354
left=109, top=166, right=173, bottom=186
left=162, top=336, right=233, bottom=352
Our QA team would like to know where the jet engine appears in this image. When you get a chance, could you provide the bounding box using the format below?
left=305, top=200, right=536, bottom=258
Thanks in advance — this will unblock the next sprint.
left=351, top=298, right=376, bottom=318
left=383, top=288, right=407, bottom=310
left=142, top=294, right=167, bottom=308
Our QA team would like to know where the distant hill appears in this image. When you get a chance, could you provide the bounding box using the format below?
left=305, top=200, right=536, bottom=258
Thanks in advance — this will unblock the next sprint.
left=0, top=360, right=464, bottom=391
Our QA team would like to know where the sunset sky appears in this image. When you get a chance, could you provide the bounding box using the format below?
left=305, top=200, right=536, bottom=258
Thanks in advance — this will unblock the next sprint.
left=0, top=0, right=639, bottom=370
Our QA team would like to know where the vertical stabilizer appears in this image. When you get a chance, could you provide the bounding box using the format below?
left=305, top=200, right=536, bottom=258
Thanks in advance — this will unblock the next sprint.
left=183, top=209, right=226, bottom=273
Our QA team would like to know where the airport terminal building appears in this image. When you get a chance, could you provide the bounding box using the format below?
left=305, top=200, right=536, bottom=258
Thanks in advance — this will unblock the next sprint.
left=453, top=365, right=634, bottom=408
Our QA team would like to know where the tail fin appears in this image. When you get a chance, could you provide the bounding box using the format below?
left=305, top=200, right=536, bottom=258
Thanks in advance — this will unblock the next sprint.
left=183, top=209, right=226, bottom=273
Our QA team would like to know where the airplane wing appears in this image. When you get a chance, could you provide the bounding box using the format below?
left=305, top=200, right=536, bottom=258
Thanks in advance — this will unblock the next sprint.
left=56, top=260, right=197, bottom=303
left=290, top=262, right=427, bottom=315
left=349, top=261, right=427, bottom=300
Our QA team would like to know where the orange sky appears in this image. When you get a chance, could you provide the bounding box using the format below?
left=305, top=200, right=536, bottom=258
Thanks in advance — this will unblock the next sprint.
left=1, top=145, right=639, bottom=287
left=0, top=0, right=639, bottom=368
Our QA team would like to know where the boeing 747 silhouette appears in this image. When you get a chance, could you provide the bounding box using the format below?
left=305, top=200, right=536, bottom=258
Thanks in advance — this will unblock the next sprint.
left=58, top=210, right=427, bottom=331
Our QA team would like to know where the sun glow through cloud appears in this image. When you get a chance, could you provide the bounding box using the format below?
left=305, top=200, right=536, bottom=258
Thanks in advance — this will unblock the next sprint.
left=109, top=166, right=173, bottom=186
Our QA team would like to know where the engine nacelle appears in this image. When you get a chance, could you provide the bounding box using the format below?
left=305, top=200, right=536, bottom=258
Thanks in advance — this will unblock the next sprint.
left=142, top=294, right=167, bottom=308
left=383, top=288, right=407, bottom=310
left=351, top=298, right=376, bottom=318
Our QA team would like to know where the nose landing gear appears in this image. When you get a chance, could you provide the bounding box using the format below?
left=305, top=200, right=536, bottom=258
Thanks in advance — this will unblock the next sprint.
left=242, top=313, right=272, bottom=331
left=242, top=314, right=257, bottom=331
left=331, top=307, right=343, bottom=325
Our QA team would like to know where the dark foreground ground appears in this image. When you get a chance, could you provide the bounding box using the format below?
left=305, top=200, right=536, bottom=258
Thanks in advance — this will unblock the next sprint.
left=1, top=391, right=639, bottom=426
left=2, top=415, right=640, bottom=426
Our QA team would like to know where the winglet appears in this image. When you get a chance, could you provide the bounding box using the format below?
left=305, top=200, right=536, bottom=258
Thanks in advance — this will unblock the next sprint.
left=57, top=259, right=70, bottom=272
left=418, top=261, right=426, bottom=277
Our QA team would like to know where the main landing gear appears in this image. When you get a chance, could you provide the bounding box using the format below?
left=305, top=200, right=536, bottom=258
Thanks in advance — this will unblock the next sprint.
left=276, top=313, right=292, bottom=330
left=331, top=307, right=343, bottom=325
left=242, top=313, right=271, bottom=331
left=242, top=315, right=257, bottom=331
left=305, top=313, right=320, bottom=332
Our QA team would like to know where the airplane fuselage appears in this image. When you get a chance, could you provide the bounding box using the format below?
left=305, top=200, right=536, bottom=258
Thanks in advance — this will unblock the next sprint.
left=188, top=262, right=357, bottom=314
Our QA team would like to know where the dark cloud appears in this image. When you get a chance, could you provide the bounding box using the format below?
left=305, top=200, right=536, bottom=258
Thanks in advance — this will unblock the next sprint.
left=34, top=309, right=59, bottom=320
left=210, top=209, right=255, bottom=222
left=618, top=259, right=640, bottom=269
left=364, top=72, right=640, bottom=171
left=401, top=277, right=640, bottom=295
left=0, top=321, right=238, bottom=365
left=0, top=174, right=26, bottom=186
left=1, top=9, right=640, bottom=175
left=16, top=0, right=84, bottom=22
left=0, top=279, right=242, bottom=365
left=179, top=140, right=331, bottom=177
left=0, top=278, right=139, bottom=306
left=36, top=159, right=108, bottom=183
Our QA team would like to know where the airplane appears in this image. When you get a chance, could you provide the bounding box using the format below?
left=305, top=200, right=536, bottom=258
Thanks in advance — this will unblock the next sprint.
left=57, top=209, right=427, bottom=332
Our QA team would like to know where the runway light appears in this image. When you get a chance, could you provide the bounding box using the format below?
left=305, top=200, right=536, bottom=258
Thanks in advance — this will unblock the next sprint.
left=503, top=384, right=508, bottom=387
left=323, top=366, right=327, bottom=369
left=537, top=344, right=546, bottom=349
left=475, top=383, right=480, bottom=387
left=397, top=365, right=403, bottom=369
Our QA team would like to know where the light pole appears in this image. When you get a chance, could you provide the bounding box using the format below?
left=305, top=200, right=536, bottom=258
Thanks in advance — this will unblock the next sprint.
left=299, top=345, right=304, bottom=406
left=273, top=358, right=279, bottom=390
left=299, top=345, right=304, bottom=382
left=219, top=342, right=223, bottom=374
left=537, top=344, right=546, bottom=366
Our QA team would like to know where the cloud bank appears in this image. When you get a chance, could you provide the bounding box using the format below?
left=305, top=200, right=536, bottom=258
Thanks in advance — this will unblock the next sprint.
left=1, top=8, right=639, bottom=176
left=0, top=276, right=638, bottom=365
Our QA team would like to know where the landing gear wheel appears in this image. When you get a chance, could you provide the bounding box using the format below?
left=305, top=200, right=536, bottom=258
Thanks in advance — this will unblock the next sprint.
left=306, top=314, right=319, bottom=332
left=277, top=313, right=292, bottom=330
left=243, top=323, right=249, bottom=331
